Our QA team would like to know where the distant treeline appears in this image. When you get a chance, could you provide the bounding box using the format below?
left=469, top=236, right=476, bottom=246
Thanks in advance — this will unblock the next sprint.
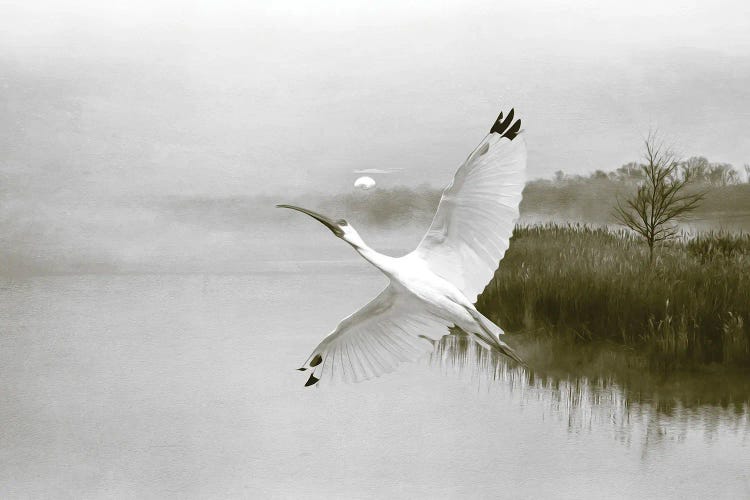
left=321, top=156, right=750, bottom=229
left=522, top=157, right=750, bottom=226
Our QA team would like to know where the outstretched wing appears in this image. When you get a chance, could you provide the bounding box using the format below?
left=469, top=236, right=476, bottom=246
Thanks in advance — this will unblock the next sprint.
left=411, top=109, right=526, bottom=303
left=298, top=284, right=452, bottom=386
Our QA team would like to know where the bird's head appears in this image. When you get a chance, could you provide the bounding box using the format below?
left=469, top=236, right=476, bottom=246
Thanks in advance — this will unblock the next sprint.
left=276, top=204, right=365, bottom=248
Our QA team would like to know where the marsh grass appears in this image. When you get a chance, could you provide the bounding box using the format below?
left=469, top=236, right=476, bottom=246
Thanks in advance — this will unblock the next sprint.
left=687, top=231, right=750, bottom=262
left=475, top=224, right=750, bottom=369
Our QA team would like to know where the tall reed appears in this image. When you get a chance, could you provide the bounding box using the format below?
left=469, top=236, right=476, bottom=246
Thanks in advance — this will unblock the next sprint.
left=476, top=224, right=750, bottom=369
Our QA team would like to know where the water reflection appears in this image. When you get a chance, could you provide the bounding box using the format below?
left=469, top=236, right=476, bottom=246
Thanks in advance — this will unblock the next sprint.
left=3, top=271, right=748, bottom=497
left=430, top=333, right=750, bottom=448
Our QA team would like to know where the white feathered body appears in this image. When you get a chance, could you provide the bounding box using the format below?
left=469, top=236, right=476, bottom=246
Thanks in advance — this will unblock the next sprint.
left=380, top=254, right=475, bottom=325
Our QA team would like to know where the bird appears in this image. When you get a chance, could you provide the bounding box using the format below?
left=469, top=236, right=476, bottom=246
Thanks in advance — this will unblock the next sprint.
left=278, top=108, right=526, bottom=387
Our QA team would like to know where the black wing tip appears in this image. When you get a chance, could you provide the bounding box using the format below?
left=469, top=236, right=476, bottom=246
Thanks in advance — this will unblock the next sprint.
left=489, top=107, right=522, bottom=141
left=299, top=355, right=322, bottom=384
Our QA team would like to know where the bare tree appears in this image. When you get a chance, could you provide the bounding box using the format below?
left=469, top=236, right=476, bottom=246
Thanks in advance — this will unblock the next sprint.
left=615, top=132, right=705, bottom=263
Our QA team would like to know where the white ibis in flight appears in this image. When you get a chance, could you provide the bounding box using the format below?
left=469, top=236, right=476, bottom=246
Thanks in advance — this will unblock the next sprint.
left=279, top=108, right=525, bottom=386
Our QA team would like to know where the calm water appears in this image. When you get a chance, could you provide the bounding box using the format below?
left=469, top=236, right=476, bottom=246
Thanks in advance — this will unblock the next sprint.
left=1, top=264, right=749, bottom=498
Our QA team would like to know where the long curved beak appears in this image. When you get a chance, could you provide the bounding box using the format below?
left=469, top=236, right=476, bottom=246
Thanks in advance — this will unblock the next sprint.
left=276, top=204, right=344, bottom=237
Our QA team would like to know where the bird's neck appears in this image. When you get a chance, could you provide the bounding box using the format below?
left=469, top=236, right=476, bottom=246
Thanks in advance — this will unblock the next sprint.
left=350, top=242, right=397, bottom=277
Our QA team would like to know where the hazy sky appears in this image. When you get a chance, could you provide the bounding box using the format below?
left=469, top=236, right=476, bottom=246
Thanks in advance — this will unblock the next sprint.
left=2, top=0, right=750, bottom=271
left=3, top=0, right=750, bottom=196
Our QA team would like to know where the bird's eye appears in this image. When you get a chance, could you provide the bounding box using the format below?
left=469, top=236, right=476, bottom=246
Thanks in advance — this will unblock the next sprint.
left=337, top=219, right=348, bottom=226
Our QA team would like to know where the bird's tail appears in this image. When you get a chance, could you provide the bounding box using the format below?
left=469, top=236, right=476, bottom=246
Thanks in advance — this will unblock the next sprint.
left=464, top=307, right=527, bottom=367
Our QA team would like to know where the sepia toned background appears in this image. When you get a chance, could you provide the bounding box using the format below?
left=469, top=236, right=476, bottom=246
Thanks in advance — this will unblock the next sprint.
left=2, top=1, right=749, bottom=498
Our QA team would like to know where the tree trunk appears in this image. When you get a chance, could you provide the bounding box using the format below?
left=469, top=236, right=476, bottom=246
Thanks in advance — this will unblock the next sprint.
left=648, top=240, right=655, bottom=264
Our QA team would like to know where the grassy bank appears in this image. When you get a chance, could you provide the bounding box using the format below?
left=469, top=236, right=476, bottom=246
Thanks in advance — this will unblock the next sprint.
left=476, top=225, right=750, bottom=370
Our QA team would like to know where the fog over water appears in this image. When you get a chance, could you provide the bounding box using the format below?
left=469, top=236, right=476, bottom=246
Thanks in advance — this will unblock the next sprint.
left=4, top=182, right=748, bottom=275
